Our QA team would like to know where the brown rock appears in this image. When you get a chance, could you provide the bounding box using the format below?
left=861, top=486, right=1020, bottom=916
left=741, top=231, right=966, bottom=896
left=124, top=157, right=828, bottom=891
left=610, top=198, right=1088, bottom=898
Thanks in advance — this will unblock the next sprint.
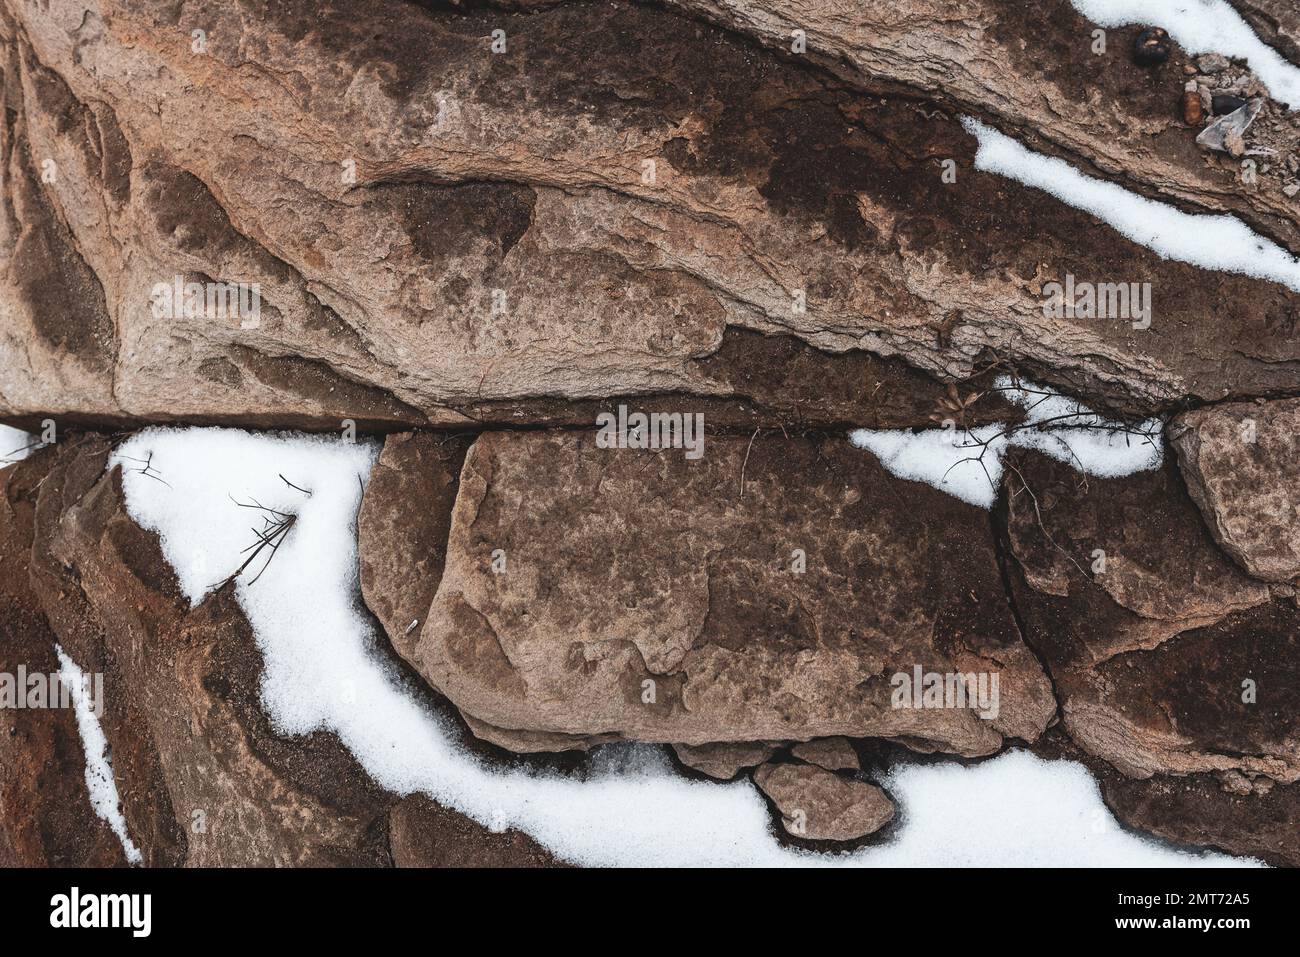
left=673, top=741, right=780, bottom=780
left=792, top=737, right=861, bottom=772
left=5, top=0, right=1300, bottom=432
left=0, top=450, right=125, bottom=866
left=407, top=431, right=1055, bottom=754
left=1171, top=398, right=1300, bottom=582
left=753, top=762, right=894, bottom=842
left=1003, top=449, right=1296, bottom=785
left=358, top=432, right=472, bottom=657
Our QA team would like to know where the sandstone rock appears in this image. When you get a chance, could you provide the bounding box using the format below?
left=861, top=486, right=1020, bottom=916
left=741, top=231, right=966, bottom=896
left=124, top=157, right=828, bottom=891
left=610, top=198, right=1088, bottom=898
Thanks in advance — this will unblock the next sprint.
left=13, top=436, right=391, bottom=864
left=753, top=761, right=894, bottom=842
left=670, top=0, right=1300, bottom=253
left=0, top=449, right=125, bottom=866
left=1003, top=449, right=1297, bottom=785
left=673, top=741, right=780, bottom=780
left=358, top=431, right=472, bottom=657
left=791, top=737, right=860, bottom=772
left=1039, top=729, right=1300, bottom=867
left=4, top=0, right=1300, bottom=432
left=407, top=431, right=1056, bottom=754
left=1171, top=398, right=1300, bottom=582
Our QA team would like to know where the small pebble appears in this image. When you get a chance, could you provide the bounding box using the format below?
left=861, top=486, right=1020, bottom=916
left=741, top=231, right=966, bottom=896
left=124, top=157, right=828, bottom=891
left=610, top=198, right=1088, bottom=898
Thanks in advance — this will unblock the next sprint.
left=1284, top=183, right=1300, bottom=197
left=1197, top=52, right=1230, bottom=74
left=1212, top=93, right=1248, bottom=116
left=1183, top=81, right=1204, bottom=125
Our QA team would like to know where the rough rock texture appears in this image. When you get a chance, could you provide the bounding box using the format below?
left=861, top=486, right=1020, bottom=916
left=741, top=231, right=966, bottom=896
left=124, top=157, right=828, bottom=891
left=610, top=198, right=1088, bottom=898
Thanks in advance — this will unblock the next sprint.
left=791, top=737, right=860, bottom=772
left=388, top=794, right=560, bottom=868
left=672, top=0, right=1300, bottom=254
left=358, top=431, right=472, bottom=656
left=673, top=741, right=780, bottom=780
left=0, top=435, right=549, bottom=866
left=0, top=447, right=125, bottom=866
left=5, top=0, right=1300, bottom=431
left=405, top=431, right=1057, bottom=753
left=1004, top=449, right=1299, bottom=795
left=753, top=761, right=894, bottom=842
left=1171, top=397, right=1300, bottom=582
left=1038, top=728, right=1300, bottom=868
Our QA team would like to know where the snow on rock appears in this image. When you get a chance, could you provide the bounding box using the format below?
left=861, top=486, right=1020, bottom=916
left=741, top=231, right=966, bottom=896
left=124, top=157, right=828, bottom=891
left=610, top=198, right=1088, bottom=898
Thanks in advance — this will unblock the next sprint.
left=1071, top=0, right=1300, bottom=110
left=964, top=116, right=1300, bottom=292
left=851, top=378, right=1163, bottom=508
left=54, top=645, right=143, bottom=865
left=108, top=428, right=1250, bottom=866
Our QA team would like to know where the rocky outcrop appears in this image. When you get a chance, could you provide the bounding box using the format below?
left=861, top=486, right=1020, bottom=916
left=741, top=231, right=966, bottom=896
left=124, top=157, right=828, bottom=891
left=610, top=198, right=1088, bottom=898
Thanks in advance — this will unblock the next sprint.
left=401, top=430, right=1056, bottom=753
left=0, top=435, right=548, bottom=866
left=0, top=448, right=125, bottom=866
left=753, top=761, right=894, bottom=842
left=1003, top=448, right=1300, bottom=860
left=5, top=0, right=1300, bottom=433
left=1171, top=397, right=1300, bottom=583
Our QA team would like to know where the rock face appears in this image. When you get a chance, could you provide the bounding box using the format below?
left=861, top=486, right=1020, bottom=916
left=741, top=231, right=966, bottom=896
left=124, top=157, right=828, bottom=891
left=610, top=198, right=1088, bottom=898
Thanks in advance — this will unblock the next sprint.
left=0, top=436, right=551, bottom=867
left=1004, top=449, right=1300, bottom=861
left=0, top=448, right=125, bottom=866
left=404, top=430, right=1056, bottom=753
left=4, top=0, right=1300, bottom=870
left=753, top=761, right=894, bottom=842
left=5, top=0, right=1300, bottom=432
left=1171, top=398, right=1300, bottom=582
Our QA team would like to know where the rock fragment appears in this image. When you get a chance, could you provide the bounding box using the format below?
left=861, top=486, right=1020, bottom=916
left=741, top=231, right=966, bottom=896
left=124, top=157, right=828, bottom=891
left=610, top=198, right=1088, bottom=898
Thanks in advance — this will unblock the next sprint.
left=1171, top=397, right=1300, bottom=582
left=753, top=762, right=894, bottom=842
left=791, top=737, right=861, bottom=772
left=673, top=742, right=780, bottom=780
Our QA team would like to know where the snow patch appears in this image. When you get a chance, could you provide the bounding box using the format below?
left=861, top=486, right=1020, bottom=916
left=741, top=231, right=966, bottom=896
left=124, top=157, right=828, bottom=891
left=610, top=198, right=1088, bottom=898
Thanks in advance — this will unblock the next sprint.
left=54, top=645, right=143, bottom=865
left=1071, top=0, right=1300, bottom=110
left=108, top=428, right=1251, bottom=866
left=963, top=116, right=1300, bottom=293
left=1, top=425, right=35, bottom=464
left=851, top=378, right=1162, bottom=508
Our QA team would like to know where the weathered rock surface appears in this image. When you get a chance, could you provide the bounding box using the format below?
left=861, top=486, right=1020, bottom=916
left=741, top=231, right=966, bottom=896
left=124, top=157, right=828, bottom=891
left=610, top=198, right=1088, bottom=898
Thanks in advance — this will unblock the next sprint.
left=672, top=0, right=1300, bottom=254
left=791, top=737, right=860, bottom=772
left=1, top=434, right=548, bottom=866
left=1171, top=397, right=1300, bottom=583
left=0, top=447, right=125, bottom=866
left=1004, top=449, right=1298, bottom=789
left=673, top=741, right=780, bottom=780
left=358, top=431, right=472, bottom=657
left=4, top=0, right=1300, bottom=432
left=405, top=431, right=1057, bottom=753
left=753, top=761, right=894, bottom=842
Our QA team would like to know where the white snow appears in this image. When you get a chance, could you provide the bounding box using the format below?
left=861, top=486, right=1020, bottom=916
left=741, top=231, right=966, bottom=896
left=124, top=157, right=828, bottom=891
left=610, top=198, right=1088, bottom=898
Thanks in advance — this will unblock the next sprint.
left=0, top=425, right=34, bottom=464
left=963, top=117, right=1300, bottom=293
left=54, top=645, right=143, bottom=865
left=1071, top=0, right=1300, bottom=110
left=107, top=427, right=1253, bottom=867
left=851, top=378, right=1162, bottom=508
